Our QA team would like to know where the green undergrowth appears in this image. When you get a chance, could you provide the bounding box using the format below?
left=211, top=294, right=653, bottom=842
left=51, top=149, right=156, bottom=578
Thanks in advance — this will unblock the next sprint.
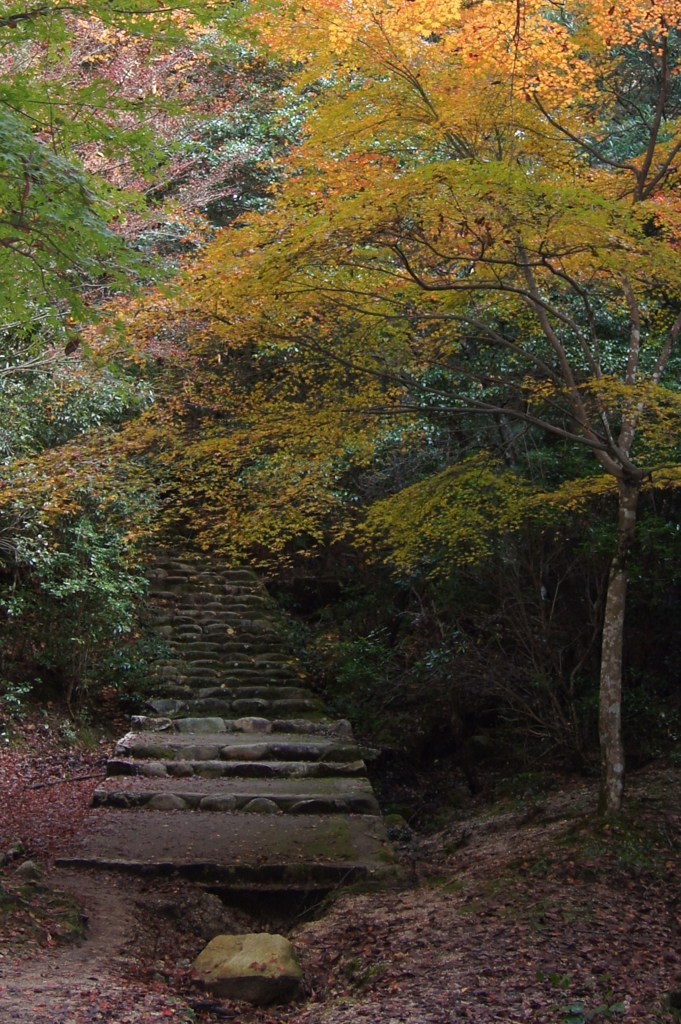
left=491, top=770, right=568, bottom=810
left=0, top=699, right=125, bottom=751
left=0, top=874, right=87, bottom=953
left=486, top=777, right=681, bottom=900
left=499, top=817, right=677, bottom=890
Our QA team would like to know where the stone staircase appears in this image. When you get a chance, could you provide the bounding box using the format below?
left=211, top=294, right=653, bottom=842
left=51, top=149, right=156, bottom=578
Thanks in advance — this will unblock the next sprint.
left=58, top=557, right=398, bottom=895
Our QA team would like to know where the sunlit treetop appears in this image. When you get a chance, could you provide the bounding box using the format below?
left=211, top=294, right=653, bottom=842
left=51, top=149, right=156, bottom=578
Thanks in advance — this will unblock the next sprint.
left=252, top=0, right=456, bottom=61
left=253, top=0, right=680, bottom=135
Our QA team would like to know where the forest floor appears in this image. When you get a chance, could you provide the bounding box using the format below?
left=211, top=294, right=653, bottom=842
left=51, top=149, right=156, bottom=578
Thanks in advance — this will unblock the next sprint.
left=1, top=712, right=680, bottom=1024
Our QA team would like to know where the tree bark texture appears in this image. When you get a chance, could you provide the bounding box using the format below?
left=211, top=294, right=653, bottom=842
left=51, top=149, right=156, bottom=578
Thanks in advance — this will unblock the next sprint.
left=598, top=480, right=640, bottom=816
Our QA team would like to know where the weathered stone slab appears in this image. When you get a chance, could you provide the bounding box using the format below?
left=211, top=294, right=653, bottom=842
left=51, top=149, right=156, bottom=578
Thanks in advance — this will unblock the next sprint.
left=57, top=809, right=399, bottom=885
left=193, top=934, right=303, bottom=1005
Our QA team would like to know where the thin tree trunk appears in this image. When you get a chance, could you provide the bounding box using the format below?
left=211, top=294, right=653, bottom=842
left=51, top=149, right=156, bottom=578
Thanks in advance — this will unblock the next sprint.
left=598, top=479, right=640, bottom=816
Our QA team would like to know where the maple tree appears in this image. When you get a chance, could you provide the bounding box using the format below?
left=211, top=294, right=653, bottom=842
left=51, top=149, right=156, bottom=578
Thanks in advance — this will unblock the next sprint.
left=132, top=0, right=681, bottom=814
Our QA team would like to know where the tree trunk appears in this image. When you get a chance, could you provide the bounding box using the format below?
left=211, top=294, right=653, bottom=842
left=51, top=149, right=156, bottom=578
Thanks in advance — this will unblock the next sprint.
left=598, top=479, right=640, bottom=816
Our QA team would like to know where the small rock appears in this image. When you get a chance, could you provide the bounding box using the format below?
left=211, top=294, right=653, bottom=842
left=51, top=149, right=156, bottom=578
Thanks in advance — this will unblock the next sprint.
left=200, top=795, right=238, bottom=812
left=175, top=717, right=227, bottom=734
left=290, top=799, right=335, bottom=814
left=242, top=798, right=280, bottom=814
left=138, top=763, right=169, bottom=778
left=234, top=717, right=272, bottom=734
left=15, top=859, right=42, bottom=881
left=131, top=716, right=172, bottom=732
left=148, top=794, right=188, bottom=811
left=193, top=933, right=303, bottom=1005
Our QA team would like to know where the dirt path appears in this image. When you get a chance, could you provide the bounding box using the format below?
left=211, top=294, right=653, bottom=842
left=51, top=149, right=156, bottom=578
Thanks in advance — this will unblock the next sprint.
left=0, top=870, right=200, bottom=1024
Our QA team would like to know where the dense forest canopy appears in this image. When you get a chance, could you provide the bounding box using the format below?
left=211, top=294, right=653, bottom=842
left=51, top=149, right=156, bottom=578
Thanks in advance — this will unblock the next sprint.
left=1, top=0, right=680, bottom=815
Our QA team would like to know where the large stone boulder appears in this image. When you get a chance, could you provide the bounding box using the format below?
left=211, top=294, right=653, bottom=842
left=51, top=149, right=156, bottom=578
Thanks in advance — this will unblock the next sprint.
left=193, top=932, right=303, bottom=1005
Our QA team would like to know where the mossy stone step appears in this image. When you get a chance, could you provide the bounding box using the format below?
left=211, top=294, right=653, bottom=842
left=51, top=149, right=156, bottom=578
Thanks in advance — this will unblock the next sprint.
left=165, top=640, right=292, bottom=656
left=168, top=643, right=287, bottom=658
left=156, top=670, right=301, bottom=686
left=147, top=686, right=314, bottom=708
left=107, top=758, right=368, bottom=779
left=93, top=776, right=380, bottom=814
left=165, top=642, right=257, bottom=653
left=133, top=714, right=351, bottom=737
left=150, top=686, right=317, bottom=700
left=156, top=656, right=295, bottom=671
left=114, top=731, right=360, bottom=764
left=148, top=701, right=323, bottom=722
left=155, top=693, right=324, bottom=716
left=168, top=595, right=270, bottom=608
left=56, top=809, right=398, bottom=888
left=164, top=630, right=284, bottom=642
left=154, top=628, right=281, bottom=646
left=154, top=562, right=257, bottom=576
left=150, top=567, right=262, bottom=582
left=156, top=676, right=302, bottom=690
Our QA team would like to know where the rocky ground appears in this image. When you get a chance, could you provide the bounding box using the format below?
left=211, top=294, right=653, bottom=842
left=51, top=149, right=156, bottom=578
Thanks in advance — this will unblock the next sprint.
left=1, top=716, right=680, bottom=1024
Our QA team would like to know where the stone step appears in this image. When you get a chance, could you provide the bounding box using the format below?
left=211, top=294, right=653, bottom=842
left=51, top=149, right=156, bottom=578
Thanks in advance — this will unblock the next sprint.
left=165, top=644, right=289, bottom=659
left=133, top=714, right=351, bottom=737
left=107, top=758, right=368, bottom=779
left=156, top=677, right=309, bottom=694
left=154, top=675, right=301, bottom=691
left=166, top=639, right=257, bottom=650
left=154, top=672, right=300, bottom=687
left=150, top=605, right=271, bottom=618
left=150, top=564, right=261, bottom=584
left=154, top=626, right=281, bottom=644
left=56, top=810, right=399, bottom=889
left=150, top=602, right=263, bottom=613
left=148, top=696, right=321, bottom=718
left=155, top=654, right=296, bottom=670
left=149, top=599, right=273, bottom=618
left=166, top=643, right=295, bottom=662
left=92, top=776, right=380, bottom=815
left=167, top=595, right=270, bottom=608
left=114, top=731, right=361, bottom=763
left=158, top=669, right=300, bottom=680
left=151, top=685, right=317, bottom=700
left=154, top=692, right=324, bottom=716
left=152, top=572, right=255, bottom=584
left=147, top=687, right=315, bottom=708
left=153, top=684, right=305, bottom=700
left=150, top=584, right=256, bottom=597
left=155, top=622, right=280, bottom=639
left=155, top=666, right=299, bottom=681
